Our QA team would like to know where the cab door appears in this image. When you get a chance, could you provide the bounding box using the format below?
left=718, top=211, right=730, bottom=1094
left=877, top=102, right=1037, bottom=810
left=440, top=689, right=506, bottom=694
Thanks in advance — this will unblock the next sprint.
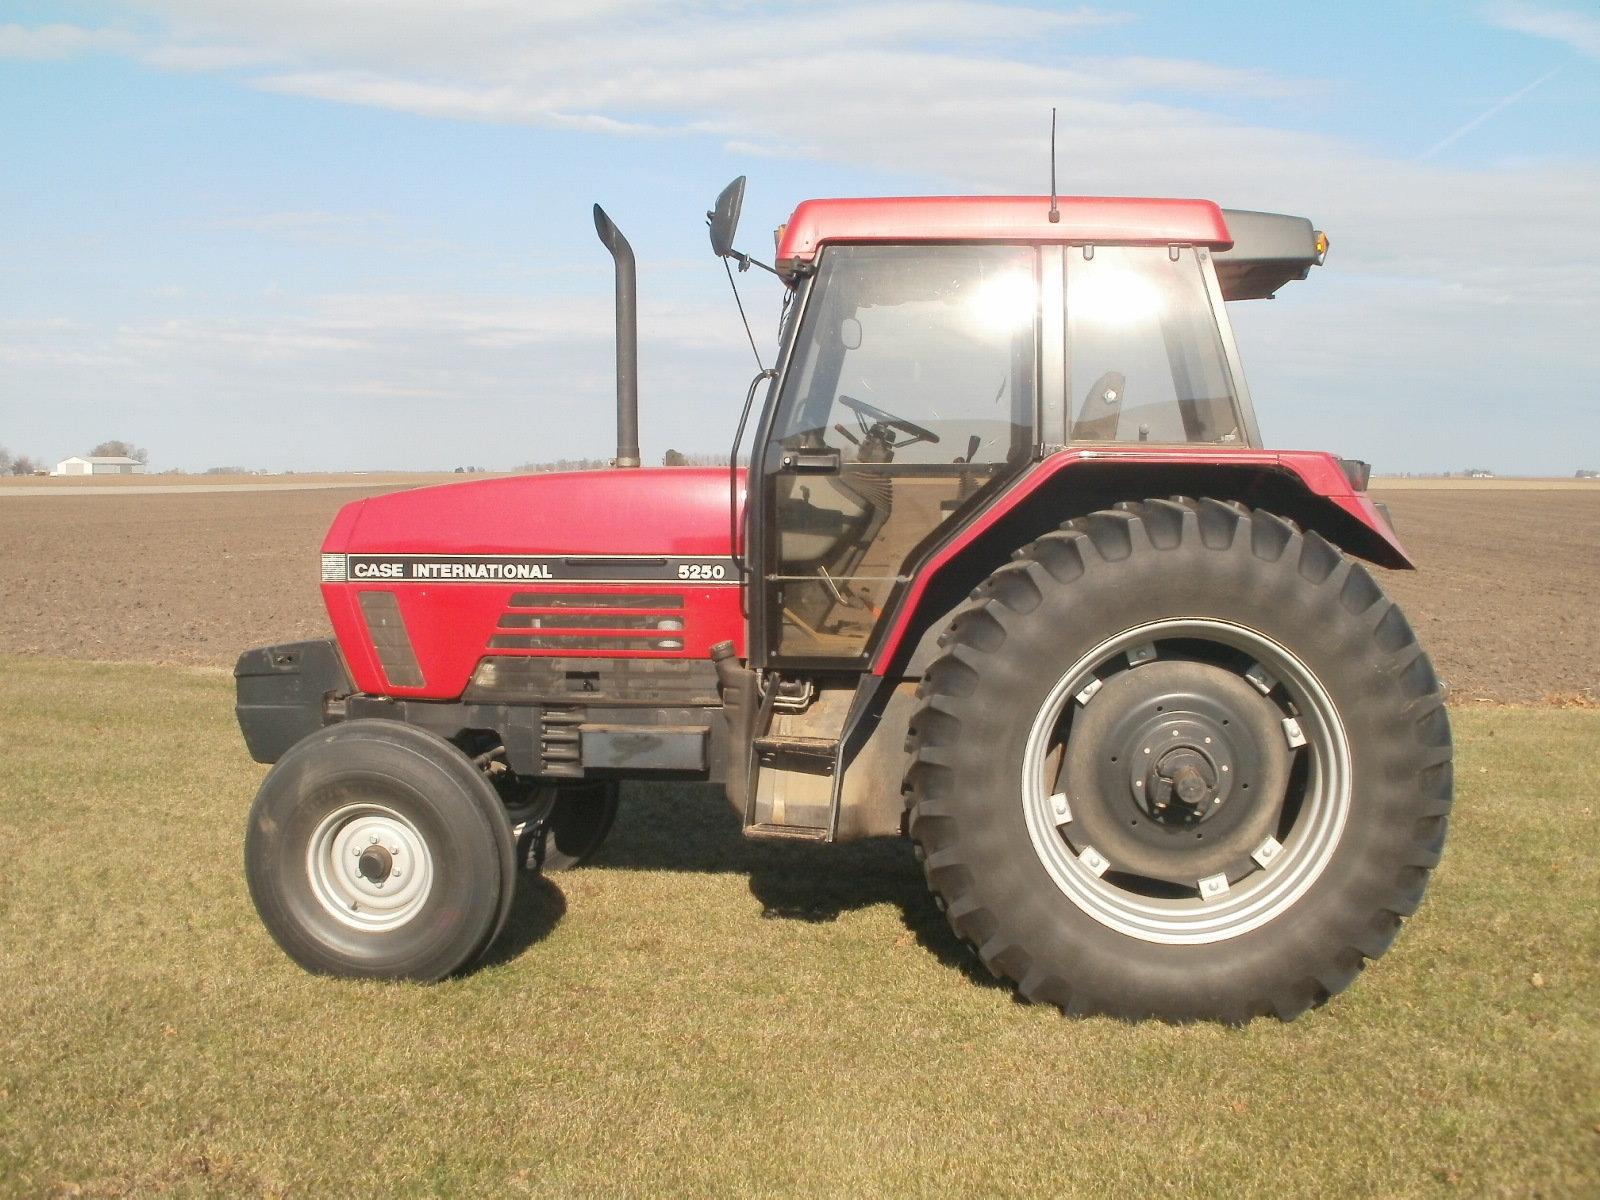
left=754, top=244, right=1042, bottom=669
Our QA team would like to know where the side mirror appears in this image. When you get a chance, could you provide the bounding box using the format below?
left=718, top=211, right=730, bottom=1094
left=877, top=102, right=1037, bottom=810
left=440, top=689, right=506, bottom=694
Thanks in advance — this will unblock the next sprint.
left=708, top=176, right=746, bottom=259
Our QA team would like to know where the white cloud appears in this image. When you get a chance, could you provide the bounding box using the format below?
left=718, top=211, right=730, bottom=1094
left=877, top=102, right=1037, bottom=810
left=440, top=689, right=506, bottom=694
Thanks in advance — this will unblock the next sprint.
left=8, top=2, right=1597, bottom=471
left=84, top=1, right=1588, bottom=294
left=139, top=42, right=289, bottom=71
left=0, top=23, right=129, bottom=59
left=1485, top=2, right=1600, bottom=59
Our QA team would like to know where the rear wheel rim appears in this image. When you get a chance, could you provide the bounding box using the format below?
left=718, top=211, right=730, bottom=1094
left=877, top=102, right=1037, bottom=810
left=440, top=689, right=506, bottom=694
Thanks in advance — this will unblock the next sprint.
left=306, top=802, right=436, bottom=932
left=1021, top=618, right=1351, bottom=945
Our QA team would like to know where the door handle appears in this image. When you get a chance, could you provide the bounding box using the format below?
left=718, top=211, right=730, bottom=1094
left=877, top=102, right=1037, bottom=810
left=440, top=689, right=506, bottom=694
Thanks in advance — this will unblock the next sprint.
left=779, top=448, right=842, bottom=473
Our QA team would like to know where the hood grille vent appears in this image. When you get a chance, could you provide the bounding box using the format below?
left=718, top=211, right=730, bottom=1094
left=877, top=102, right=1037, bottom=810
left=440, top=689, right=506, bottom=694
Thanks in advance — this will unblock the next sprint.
left=491, top=591, right=689, bottom=653
left=357, top=591, right=424, bottom=688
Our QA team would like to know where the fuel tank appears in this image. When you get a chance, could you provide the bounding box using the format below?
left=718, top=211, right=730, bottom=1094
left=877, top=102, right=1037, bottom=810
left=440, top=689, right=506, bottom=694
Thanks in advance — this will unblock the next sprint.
left=320, top=468, right=745, bottom=699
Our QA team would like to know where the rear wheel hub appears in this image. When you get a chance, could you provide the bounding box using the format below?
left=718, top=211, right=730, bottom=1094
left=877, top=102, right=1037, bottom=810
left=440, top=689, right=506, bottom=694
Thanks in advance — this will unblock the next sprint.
left=1061, top=659, right=1290, bottom=886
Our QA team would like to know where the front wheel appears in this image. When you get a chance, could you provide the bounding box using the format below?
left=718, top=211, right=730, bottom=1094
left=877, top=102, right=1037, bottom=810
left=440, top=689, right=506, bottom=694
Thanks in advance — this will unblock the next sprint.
left=906, top=499, right=1453, bottom=1022
left=245, top=720, right=517, bottom=981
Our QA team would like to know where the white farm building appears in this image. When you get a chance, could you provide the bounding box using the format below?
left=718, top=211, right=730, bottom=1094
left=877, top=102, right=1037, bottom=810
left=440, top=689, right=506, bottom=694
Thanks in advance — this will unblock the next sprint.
left=53, top=456, right=146, bottom=476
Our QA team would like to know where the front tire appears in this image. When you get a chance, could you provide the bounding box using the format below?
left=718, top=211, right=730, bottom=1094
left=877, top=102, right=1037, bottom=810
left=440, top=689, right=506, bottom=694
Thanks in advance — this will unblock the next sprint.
left=906, top=499, right=1452, bottom=1022
left=245, top=720, right=517, bottom=981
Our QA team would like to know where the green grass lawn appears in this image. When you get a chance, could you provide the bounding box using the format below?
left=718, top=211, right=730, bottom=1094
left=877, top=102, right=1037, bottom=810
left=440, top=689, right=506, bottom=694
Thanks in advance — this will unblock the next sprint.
left=1, top=659, right=1596, bottom=1197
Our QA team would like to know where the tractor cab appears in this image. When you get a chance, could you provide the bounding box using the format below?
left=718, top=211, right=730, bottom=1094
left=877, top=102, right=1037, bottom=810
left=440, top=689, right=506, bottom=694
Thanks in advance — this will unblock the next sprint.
left=729, top=192, right=1323, bottom=667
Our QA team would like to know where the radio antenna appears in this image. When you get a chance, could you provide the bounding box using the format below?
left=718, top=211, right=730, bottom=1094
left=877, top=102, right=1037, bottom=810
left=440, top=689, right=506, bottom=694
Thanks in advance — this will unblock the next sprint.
left=1048, top=107, right=1060, bottom=224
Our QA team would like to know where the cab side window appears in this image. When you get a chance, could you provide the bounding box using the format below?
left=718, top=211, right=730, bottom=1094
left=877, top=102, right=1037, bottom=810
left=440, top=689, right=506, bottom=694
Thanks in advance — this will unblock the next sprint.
left=1066, top=247, right=1242, bottom=444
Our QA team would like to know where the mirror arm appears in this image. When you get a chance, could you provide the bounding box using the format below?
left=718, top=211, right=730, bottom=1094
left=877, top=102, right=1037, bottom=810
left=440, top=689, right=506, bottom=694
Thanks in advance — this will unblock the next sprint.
left=730, top=250, right=781, bottom=277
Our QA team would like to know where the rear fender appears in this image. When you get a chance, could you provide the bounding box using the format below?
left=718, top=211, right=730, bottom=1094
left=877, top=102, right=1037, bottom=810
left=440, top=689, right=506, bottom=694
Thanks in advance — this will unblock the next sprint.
left=871, top=448, right=1410, bottom=681
left=826, top=450, right=1409, bottom=840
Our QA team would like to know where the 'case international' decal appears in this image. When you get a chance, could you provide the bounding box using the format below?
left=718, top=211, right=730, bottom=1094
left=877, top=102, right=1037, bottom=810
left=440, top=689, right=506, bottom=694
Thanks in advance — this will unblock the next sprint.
left=325, top=554, right=738, bottom=584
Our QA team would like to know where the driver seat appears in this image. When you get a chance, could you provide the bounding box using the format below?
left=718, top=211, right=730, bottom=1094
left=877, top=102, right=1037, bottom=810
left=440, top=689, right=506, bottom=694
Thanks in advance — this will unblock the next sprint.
left=1070, top=370, right=1125, bottom=441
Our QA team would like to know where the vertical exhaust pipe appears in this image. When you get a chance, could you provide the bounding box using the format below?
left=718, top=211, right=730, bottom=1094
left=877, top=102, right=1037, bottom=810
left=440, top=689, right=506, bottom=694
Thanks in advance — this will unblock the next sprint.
left=593, top=204, right=640, bottom=468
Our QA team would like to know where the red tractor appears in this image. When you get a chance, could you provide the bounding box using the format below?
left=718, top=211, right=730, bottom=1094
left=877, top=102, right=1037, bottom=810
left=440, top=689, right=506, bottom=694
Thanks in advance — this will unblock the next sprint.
left=238, top=180, right=1452, bottom=1021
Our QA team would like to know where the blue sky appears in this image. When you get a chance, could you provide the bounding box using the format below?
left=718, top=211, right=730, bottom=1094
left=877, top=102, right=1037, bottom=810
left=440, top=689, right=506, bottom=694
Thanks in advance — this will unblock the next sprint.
left=1, top=1, right=1597, bottom=473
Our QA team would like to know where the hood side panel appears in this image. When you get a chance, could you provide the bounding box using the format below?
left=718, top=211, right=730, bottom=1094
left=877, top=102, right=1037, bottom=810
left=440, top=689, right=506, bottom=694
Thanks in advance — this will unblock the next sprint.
left=321, top=469, right=748, bottom=699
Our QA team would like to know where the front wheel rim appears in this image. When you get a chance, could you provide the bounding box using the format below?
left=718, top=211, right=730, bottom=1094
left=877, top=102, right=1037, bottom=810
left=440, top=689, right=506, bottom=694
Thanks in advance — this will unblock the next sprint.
left=1021, top=618, right=1351, bottom=945
left=307, top=802, right=436, bottom=932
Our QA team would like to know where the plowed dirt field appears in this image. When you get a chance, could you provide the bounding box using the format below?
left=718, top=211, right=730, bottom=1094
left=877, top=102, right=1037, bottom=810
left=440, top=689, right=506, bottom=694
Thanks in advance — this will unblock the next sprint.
left=1, top=483, right=1595, bottom=702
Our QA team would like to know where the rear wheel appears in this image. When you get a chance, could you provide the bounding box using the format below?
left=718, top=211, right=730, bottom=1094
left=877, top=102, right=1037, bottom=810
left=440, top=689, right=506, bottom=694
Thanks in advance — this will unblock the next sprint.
left=906, top=499, right=1452, bottom=1021
left=245, top=720, right=517, bottom=981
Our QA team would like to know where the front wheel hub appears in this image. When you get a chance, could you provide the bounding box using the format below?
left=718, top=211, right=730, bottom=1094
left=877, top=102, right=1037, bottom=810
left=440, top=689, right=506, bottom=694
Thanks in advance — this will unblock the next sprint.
left=306, top=803, right=435, bottom=931
left=357, top=845, right=394, bottom=884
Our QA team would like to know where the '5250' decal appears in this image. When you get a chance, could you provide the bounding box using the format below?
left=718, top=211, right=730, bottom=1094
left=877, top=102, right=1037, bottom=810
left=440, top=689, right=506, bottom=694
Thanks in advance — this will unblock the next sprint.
left=678, top=562, right=729, bottom=580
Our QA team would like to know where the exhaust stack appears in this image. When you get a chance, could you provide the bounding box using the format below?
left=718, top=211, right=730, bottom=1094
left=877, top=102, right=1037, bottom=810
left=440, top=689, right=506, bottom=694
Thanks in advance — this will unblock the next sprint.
left=593, top=204, right=640, bottom=468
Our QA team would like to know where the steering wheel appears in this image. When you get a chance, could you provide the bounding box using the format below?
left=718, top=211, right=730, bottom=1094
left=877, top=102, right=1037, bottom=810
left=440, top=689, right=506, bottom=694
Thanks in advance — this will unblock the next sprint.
left=838, top=395, right=940, bottom=447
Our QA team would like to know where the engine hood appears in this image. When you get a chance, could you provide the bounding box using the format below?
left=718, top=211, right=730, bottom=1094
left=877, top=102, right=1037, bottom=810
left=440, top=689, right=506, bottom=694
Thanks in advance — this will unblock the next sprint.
left=324, top=467, right=744, bottom=557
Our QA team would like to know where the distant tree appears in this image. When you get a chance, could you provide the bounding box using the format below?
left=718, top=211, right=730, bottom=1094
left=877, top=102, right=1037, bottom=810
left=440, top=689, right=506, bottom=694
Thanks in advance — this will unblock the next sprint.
left=512, top=457, right=610, bottom=473
left=662, top=448, right=689, bottom=467
left=12, top=454, right=39, bottom=476
left=203, top=466, right=247, bottom=475
left=0, top=445, right=11, bottom=473
left=89, top=439, right=148, bottom=464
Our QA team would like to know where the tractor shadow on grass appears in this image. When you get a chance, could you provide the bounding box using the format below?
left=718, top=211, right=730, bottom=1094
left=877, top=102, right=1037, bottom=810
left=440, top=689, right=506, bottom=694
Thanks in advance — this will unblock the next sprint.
left=478, top=872, right=568, bottom=971
left=583, top=781, right=1008, bottom=993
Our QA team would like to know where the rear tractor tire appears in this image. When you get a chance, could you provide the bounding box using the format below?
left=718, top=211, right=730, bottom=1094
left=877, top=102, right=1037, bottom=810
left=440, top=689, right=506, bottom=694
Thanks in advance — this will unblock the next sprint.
left=906, top=499, right=1453, bottom=1022
left=244, top=720, right=518, bottom=982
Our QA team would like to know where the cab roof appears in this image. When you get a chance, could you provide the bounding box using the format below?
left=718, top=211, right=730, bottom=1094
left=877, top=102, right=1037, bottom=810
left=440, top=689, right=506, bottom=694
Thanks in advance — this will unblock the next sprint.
left=773, top=195, right=1324, bottom=299
left=774, top=195, right=1232, bottom=270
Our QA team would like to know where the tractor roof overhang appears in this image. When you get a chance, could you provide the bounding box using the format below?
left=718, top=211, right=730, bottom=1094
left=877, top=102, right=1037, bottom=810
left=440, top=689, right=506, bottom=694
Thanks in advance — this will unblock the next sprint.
left=775, top=196, right=1232, bottom=267
left=775, top=196, right=1323, bottom=299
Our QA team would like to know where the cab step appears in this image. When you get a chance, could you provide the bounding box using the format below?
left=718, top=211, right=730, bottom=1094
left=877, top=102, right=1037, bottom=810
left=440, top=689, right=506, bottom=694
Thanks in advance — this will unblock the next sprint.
left=751, top=734, right=838, bottom=766
left=743, top=822, right=830, bottom=842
